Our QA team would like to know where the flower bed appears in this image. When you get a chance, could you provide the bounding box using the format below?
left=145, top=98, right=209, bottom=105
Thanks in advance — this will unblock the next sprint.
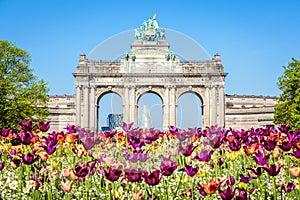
left=0, top=121, right=300, bottom=199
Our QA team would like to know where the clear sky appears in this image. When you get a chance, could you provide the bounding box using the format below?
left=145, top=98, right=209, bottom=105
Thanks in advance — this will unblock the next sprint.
left=1, top=0, right=299, bottom=97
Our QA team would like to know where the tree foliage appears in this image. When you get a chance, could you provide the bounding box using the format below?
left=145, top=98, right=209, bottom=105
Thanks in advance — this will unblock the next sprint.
left=0, top=40, right=49, bottom=130
left=274, top=58, right=300, bottom=130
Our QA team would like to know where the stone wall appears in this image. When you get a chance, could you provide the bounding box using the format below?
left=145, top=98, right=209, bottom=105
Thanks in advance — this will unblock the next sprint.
left=225, top=94, right=277, bottom=129
left=47, top=95, right=75, bottom=132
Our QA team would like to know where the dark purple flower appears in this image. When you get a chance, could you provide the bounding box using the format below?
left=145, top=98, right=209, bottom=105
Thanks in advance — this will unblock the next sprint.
left=81, top=136, right=95, bottom=150
left=279, top=140, right=293, bottom=151
left=278, top=124, right=290, bottom=133
left=19, top=120, right=33, bottom=132
left=252, top=150, right=270, bottom=165
left=1, top=128, right=13, bottom=137
left=293, top=147, right=300, bottom=158
left=196, top=184, right=207, bottom=196
left=169, top=125, right=178, bottom=134
left=194, top=149, right=214, bottom=162
left=217, top=158, right=225, bottom=166
left=10, top=149, right=16, bottom=155
left=74, top=163, right=90, bottom=178
left=17, top=131, right=34, bottom=145
left=239, top=174, right=253, bottom=184
left=65, top=124, right=77, bottom=133
left=179, top=164, right=199, bottom=177
left=228, top=138, right=242, bottom=151
left=262, top=136, right=278, bottom=151
left=104, top=130, right=117, bottom=138
left=246, top=167, right=263, bottom=178
left=9, top=157, right=22, bottom=168
left=218, top=185, right=234, bottom=200
left=235, top=188, right=248, bottom=200
left=39, top=121, right=50, bottom=132
left=0, top=162, right=4, bottom=171
left=143, top=169, right=161, bottom=185
left=100, top=165, right=122, bottom=181
left=23, top=151, right=38, bottom=165
left=128, top=137, right=145, bottom=149
left=41, top=137, right=58, bottom=155
left=124, top=166, right=142, bottom=182
left=160, top=159, right=178, bottom=176
left=144, top=129, right=161, bottom=143
left=179, top=142, right=198, bottom=156
left=263, top=164, right=283, bottom=176
left=281, top=182, right=295, bottom=193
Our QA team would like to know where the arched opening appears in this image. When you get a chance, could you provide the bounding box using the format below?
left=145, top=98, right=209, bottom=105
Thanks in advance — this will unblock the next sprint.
left=177, top=92, right=203, bottom=129
left=137, top=92, right=163, bottom=130
left=97, top=92, right=123, bottom=132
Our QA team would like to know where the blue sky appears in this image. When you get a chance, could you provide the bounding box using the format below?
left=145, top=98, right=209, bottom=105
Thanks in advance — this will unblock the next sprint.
left=1, top=0, right=299, bottom=97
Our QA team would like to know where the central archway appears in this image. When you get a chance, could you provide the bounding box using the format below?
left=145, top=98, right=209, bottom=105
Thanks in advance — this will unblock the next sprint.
left=177, top=92, right=203, bottom=129
left=97, top=92, right=123, bottom=131
left=137, top=92, right=163, bottom=130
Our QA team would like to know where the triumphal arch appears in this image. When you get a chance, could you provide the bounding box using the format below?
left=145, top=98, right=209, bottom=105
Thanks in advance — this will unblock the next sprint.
left=73, top=15, right=227, bottom=131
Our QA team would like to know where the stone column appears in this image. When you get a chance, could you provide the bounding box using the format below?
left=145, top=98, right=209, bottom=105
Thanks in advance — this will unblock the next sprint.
left=89, top=86, right=96, bottom=131
left=203, top=87, right=210, bottom=128
left=123, top=86, right=130, bottom=123
left=219, top=86, right=225, bottom=128
left=129, top=87, right=136, bottom=124
left=83, top=85, right=90, bottom=129
left=163, top=86, right=170, bottom=130
left=75, top=85, right=81, bottom=126
left=210, top=86, right=217, bottom=125
left=169, top=86, right=176, bottom=126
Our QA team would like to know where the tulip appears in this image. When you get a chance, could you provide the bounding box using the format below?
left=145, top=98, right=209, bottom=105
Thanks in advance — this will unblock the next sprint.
left=252, top=150, right=270, bottom=165
left=289, top=166, right=300, bottom=177
left=19, top=120, right=33, bottom=132
left=124, top=166, right=143, bottom=182
left=179, top=142, right=198, bottom=156
left=39, top=121, right=50, bottom=132
left=100, top=165, right=122, bottom=181
left=239, top=174, right=253, bottom=183
left=104, top=130, right=117, bottom=138
left=17, top=131, right=34, bottom=145
left=74, top=163, right=90, bottom=178
left=228, top=138, right=242, bottom=151
left=122, top=122, right=133, bottom=132
left=23, top=151, right=38, bottom=165
left=204, top=179, right=217, bottom=194
left=194, top=149, right=214, bottom=162
left=263, top=164, right=283, bottom=176
left=262, top=137, right=278, bottom=151
left=160, top=159, right=178, bottom=176
left=61, top=180, right=73, bottom=192
left=9, top=157, right=22, bottom=169
left=65, top=133, right=77, bottom=143
left=246, top=167, right=263, bottom=178
left=38, top=151, right=49, bottom=161
left=41, top=136, right=58, bottom=155
left=65, top=124, right=77, bottom=133
left=293, top=147, right=300, bottom=158
left=1, top=127, right=13, bottom=137
left=143, top=169, right=161, bottom=185
left=278, top=124, right=290, bottom=133
left=62, top=168, right=71, bottom=177
left=281, top=182, right=295, bottom=193
left=179, top=164, right=199, bottom=177
left=235, top=188, right=248, bottom=200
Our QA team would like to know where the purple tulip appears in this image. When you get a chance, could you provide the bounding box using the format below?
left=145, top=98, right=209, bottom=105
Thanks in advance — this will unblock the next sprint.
left=41, top=136, right=58, bottom=155
left=17, top=131, right=34, bottom=145
left=122, top=122, right=133, bottom=132
left=124, top=166, right=142, bottom=182
left=281, top=182, right=295, bottom=193
left=65, top=124, right=77, bottom=133
left=246, top=167, right=263, bottom=178
left=228, top=138, right=242, bottom=151
left=218, top=185, right=234, bottom=200
left=74, top=163, right=90, bottom=178
left=263, top=164, right=283, bottom=176
left=9, top=157, right=22, bottom=168
left=39, top=121, right=50, bottom=132
left=81, top=136, right=95, bottom=150
left=1, top=128, right=13, bottom=137
left=100, top=165, right=122, bottom=181
left=279, top=140, right=293, bottom=151
left=217, top=158, right=225, bottom=166
left=252, top=150, right=270, bottom=165
left=293, top=147, right=300, bottom=158
left=143, top=169, right=161, bottom=185
left=235, top=188, right=248, bottom=200
left=23, top=151, right=38, bottom=165
left=19, top=120, right=33, bottom=132
left=104, top=130, right=117, bottom=138
left=144, top=129, right=161, bottom=143
left=0, top=162, right=4, bottom=170
left=262, top=137, right=278, bottom=151
left=179, top=164, right=199, bottom=177
left=160, top=159, right=178, bottom=176
left=278, top=124, right=290, bottom=133
left=239, top=174, right=253, bottom=183
left=194, top=149, right=214, bottom=162
left=179, top=142, right=198, bottom=156
left=128, top=137, right=145, bottom=149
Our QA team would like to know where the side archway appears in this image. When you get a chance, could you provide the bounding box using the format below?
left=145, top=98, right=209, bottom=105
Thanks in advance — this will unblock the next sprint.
left=97, top=91, right=123, bottom=132
left=136, top=91, right=163, bottom=130
left=176, top=92, right=203, bottom=129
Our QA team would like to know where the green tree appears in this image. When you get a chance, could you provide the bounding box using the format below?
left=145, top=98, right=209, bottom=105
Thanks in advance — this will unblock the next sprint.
left=274, top=58, right=300, bottom=130
left=0, top=40, right=49, bottom=130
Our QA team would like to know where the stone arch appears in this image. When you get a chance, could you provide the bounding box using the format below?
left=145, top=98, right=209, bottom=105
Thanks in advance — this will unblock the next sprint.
left=136, top=90, right=164, bottom=129
left=135, top=87, right=165, bottom=104
left=96, top=87, right=124, bottom=131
